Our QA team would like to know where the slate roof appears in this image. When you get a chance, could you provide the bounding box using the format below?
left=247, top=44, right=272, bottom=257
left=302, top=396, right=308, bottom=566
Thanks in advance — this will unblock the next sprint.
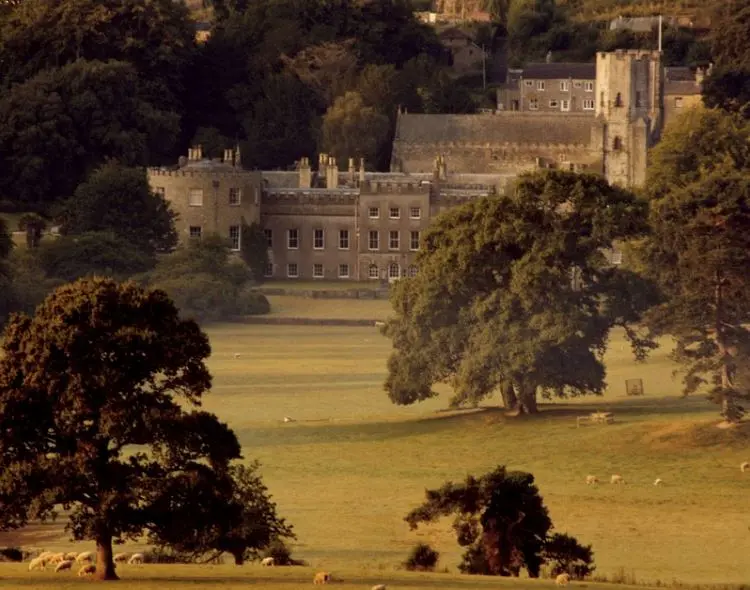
left=515, top=63, right=596, bottom=80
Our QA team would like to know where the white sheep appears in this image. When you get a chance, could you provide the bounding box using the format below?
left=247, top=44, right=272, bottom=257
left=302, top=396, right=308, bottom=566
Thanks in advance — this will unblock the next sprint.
left=585, top=475, right=599, bottom=485
left=372, top=585, right=387, bottom=590
left=78, top=564, right=96, bottom=576
left=55, top=560, right=74, bottom=573
left=128, top=553, right=144, bottom=565
left=48, top=552, right=66, bottom=564
left=653, top=478, right=663, bottom=486
left=113, top=552, right=131, bottom=563
left=283, top=417, right=294, bottom=423
left=741, top=461, right=749, bottom=473
left=64, top=551, right=78, bottom=561
left=28, top=556, right=46, bottom=571
left=610, top=474, right=624, bottom=484
left=233, top=353, right=241, bottom=359
left=313, top=571, right=330, bottom=584
left=260, top=556, right=275, bottom=567
left=556, top=572, right=571, bottom=586
left=75, top=551, right=94, bottom=564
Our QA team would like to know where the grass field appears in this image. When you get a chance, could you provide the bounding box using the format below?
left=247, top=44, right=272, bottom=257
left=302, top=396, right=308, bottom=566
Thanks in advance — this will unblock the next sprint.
left=1, top=297, right=749, bottom=588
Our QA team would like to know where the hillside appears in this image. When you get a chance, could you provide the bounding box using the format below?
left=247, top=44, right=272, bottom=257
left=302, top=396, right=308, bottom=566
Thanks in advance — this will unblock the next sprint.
left=558, top=0, right=710, bottom=22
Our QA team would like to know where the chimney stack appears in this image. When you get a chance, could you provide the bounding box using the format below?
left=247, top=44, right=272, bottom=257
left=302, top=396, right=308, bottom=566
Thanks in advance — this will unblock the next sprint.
left=223, top=148, right=234, bottom=164
left=327, top=157, right=338, bottom=189
left=348, top=157, right=355, bottom=183
left=359, top=158, right=365, bottom=185
left=299, top=157, right=312, bottom=189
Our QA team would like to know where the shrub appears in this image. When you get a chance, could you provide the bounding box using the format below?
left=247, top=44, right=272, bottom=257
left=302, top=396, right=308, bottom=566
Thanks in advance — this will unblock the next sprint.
left=403, top=542, right=439, bottom=572
left=141, top=548, right=197, bottom=564
left=262, top=539, right=293, bottom=565
left=542, top=532, right=595, bottom=580
left=238, top=288, right=270, bottom=315
left=0, top=547, right=23, bottom=562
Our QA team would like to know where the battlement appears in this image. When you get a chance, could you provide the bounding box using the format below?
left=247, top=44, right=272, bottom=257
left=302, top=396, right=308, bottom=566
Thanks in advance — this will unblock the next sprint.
left=148, top=167, right=259, bottom=180
left=599, top=49, right=660, bottom=61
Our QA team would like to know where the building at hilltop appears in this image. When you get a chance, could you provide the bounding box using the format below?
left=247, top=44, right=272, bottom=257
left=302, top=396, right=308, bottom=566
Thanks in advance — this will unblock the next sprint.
left=392, top=49, right=705, bottom=188
left=148, top=149, right=513, bottom=282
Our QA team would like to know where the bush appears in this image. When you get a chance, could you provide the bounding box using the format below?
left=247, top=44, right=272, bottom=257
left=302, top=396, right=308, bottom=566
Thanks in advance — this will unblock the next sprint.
left=141, top=548, right=199, bottom=564
left=261, top=539, right=292, bottom=565
left=0, top=547, right=23, bottom=562
left=542, top=533, right=595, bottom=580
left=238, top=288, right=270, bottom=315
left=403, top=542, right=439, bottom=572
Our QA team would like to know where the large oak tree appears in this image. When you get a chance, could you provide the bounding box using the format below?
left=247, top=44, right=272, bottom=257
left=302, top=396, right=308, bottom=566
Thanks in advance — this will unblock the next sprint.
left=383, top=170, right=655, bottom=414
left=0, top=278, right=242, bottom=580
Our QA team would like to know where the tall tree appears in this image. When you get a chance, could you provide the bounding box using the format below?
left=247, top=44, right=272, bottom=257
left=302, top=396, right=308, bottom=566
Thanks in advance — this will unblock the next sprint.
left=708, top=0, right=750, bottom=69
left=240, top=220, right=270, bottom=284
left=0, top=59, right=179, bottom=207
left=638, top=108, right=750, bottom=421
left=62, top=163, right=178, bottom=254
left=0, top=278, right=244, bottom=580
left=383, top=170, right=654, bottom=414
left=0, top=217, right=12, bottom=326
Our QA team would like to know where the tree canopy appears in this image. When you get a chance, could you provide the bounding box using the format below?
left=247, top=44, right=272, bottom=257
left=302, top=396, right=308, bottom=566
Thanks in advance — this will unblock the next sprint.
left=0, top=278, right=243, bottom=579
left=383, top=170, right=655, bottom=414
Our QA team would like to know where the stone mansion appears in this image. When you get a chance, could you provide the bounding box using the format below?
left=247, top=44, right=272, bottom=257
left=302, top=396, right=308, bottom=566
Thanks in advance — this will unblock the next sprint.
left=148, top=49, right=703, bottom=282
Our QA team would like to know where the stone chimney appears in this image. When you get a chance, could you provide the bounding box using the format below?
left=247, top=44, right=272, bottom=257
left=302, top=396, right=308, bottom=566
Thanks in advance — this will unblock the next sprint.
left=348, top=157, right=355, bottom=183
left=327, top=157, right=339, bottom=189
left=440, top=154, right=447, bottom=179
left=299, top=157, right=312, bottom=189
left=359, top=158, right=365, bottom=184
left=188, top=145, right=203, bottom=161
left=223, top=148, right=234, bottom=165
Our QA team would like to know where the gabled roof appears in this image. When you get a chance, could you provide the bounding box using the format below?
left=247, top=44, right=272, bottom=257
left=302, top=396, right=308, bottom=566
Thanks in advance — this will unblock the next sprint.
left=513, top=63, right=596, bottom=80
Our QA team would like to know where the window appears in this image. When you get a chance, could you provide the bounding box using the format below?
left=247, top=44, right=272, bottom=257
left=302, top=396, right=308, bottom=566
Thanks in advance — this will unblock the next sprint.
left=188, top=188, right=203, bottom=206
left=635, top=91, right=642, bottom=108
left=583, top=99, right=595, bottom=110
left=600, top=91, right=605, bottom=107
left=389, top=207, right=400, bottom=219
left=584, top=81, right=594, bottom=92
left=611, top=250, right=623, bottom=265
left=229, top=187, right=241, bottom=206
left=287, top=229, right=299, bottom=249
left=613, top=136, right=622, bottom=151
left=287, top=263, right=298, bottom=278
left=368, top=230, right=379, bottom=250
left=536, top=80, right=545, bottom=91
left=549, top=100, right=559, bottom=108
left=410, top=231, right=420, bottom=251
left=528, top=98, right=539, bottom=110
left=389, top=230, right=400, bottom=250
left=524, top=80, right=533, bottom=87
left=154, top=186, right=165, bottom=198
left=561, top=99, right=570, bottom=112
left=264, top=263, right=274, bottom=277
left=338, top=264, right=349, bottom=278
left=408, top=265, right=418, bottom=277
left=409, top=206, right=421, bottom=219
left=339, top=229, right=349, bottom=250
left=229, top=225, right=241, bottom=251
left=264, top=228, right=273, bottom=248
left=368, top=264, right=379, bottom=279
left=573, top=81, right=582, bottom=88
left=189, top=226, right=202, bottom=239
left=388, top=263, right=400, bottom=279
left=560, top=81, right=569, bottom=92
left=675, top=96, right=684, bottom=108
left=615, top=92, right=623, bottom=107
left=368, top=206, right=380, bottom=219
left=313, top=228, right=324, bottom=250
left=313, top=263, right=324, bottom=278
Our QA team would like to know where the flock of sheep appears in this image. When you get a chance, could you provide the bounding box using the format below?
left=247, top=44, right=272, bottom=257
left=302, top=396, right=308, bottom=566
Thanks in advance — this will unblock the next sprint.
left=585, top=461, right=749, bottom=487
left=27, top=550, right=144, bottom=577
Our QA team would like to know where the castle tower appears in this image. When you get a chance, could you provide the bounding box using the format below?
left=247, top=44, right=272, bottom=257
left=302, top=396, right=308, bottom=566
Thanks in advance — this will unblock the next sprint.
left=595, top=49, right=663, bottom=188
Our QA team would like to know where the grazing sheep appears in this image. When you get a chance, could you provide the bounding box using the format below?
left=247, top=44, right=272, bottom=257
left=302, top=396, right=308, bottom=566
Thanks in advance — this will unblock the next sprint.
left=585, top=475, right=599, bottom=485
left=55, top=560, right=73, bottom=573
left=654, top=478, right=663, bottom=486
left=78, top=564, right=96, bottom=577
left=38, top=551, right=53, bottom=561
left=234, top=353, right=241, bottom=359
left=28, top=556, right=47, bottom=571
left=372, top=585, right=387, bottom=590
left=64, top=552, right=78, bottom=561
left=610, top=474, right=624, bottom=484
left=556, top=572, right=571, bottom=586
left=48, top=552, right=66, bottom=564
left=261, top=556, right=275, bottom=567
left=741, top=461, right=749, bottom=473
left=283, top=417, right=294, bottom=423
left=76, top=551, right=94, bottom=564
left=113, top=553, right=130, bottom=563
left=128, top=553, right=144, bottom=565
left=313, top=571, right=330, bottom=584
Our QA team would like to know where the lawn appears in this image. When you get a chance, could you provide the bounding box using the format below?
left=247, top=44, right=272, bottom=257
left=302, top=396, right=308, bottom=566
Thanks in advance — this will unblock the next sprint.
left=263, top=295, right=392, bottom=320
left=1, top=298, right=749, bottom=587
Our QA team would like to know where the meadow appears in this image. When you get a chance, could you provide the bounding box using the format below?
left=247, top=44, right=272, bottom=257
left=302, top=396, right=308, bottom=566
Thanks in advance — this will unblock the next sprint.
left=1, top=294, right=749, bottom=588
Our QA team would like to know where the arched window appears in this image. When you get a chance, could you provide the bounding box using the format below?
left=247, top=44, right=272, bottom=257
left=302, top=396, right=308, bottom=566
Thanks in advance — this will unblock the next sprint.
left=614, top=92, right=623, bottom=107
left=408, top=265, right=418, bottom=277
left=613, top=136, right=622, bottom=151
left=389, top=263, right=400, bottom=279
left=368, top=264, right=379, bottom=279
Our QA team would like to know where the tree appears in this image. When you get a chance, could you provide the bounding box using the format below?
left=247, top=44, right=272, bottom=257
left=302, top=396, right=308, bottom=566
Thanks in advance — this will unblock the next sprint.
left=0, top=217, right=12, bottom=326
left=62, top=164, right=177, bottom=254
left=702, top=66, right=750, bottom=118
left=240, top=220, right=270, bottom=284
left=708, top=0, right=750, bottom=69
left=0, top=59, right=180, bottom=207
left=0, top=278, right=243, bottom=580
left=542, top=533, right=595, bottom=580
left=319, top=91, right=390, bottom=167
left=382, top=171, right=654, bottom=414
left=148, top=461, right=294, bottom=565
left=0, top=217, right=10, bottom=261
left=17, top=213, right=46, bottom=249
left=405, top=465, right=553, bottom=577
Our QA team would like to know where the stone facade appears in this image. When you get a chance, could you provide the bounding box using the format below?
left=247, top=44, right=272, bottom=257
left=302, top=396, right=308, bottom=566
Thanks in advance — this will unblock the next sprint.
left=497, top=63, right=597, bottom=113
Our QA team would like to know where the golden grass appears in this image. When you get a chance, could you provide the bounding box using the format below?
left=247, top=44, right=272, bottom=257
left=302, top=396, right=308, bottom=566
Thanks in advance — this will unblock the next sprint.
left=264, top=295, right=392, bottom=320
left=1, top=299, right=748, bottom=586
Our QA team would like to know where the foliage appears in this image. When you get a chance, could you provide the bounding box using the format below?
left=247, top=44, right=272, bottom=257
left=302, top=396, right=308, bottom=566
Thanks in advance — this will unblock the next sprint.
left=702, top=66, right=750, bottom=118
left=262, top=538, right=296, bottom=566
left=17, top=213, right=46, bottom=249
left=709, top=0, right=750, bottom=69
left=383, top=171, right=655, bottom=414
left=62, top=163, right=178, bottom=254
left=403, top=542, right=440, bottom=572
left=542, top=533, right=595, bottom=579
left=0, top=217, right=10, bottom=260
left=36, top=231, right=156, bottom=283
left=240, top=221, right=270, bottom=284
left=405, top=465, right=553, bottom=577
left=0, top=59, right=180, bottom=207
left=0, top=277, right=243, bottom=580
left=0, top=547, right=22, bottom=562
left=1, top=249, right=63, bottom=319
left=320, top=92, right=390, bottom=166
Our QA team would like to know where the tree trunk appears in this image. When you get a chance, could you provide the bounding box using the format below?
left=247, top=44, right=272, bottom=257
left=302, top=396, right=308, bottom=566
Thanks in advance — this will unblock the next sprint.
left=517, top=381, right=538, bottom=414
left=714, top=270, right=737, bottom=422
left=232, top=551, right=244, bottom=566
left=500, top=381, right=518, bottom=410
left=95, top=535, right=119, bottom=581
